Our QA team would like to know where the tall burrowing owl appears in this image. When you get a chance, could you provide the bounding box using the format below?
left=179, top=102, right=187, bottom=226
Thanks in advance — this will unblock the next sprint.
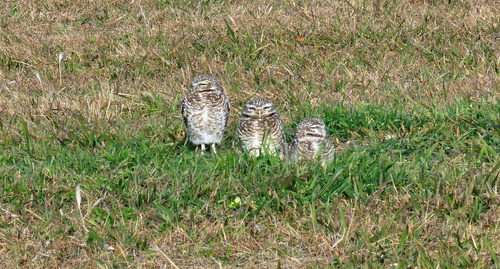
left=181, top=74, right=230, bottom=153
left=289, top=118, right=334, bottom=166
left=237, top=98, right=287, bottom=160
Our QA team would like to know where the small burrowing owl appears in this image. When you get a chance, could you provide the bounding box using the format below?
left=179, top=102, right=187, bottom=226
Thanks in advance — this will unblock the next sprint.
left=181, top=74, right=230, bottom=153
left=289, top=118, right=334, bottom=166
left=237, top=98, right=287, bottom=160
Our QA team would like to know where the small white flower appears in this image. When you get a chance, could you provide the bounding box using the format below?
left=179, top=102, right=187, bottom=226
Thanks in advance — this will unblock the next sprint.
left=103, top=242, right=116, bottom=251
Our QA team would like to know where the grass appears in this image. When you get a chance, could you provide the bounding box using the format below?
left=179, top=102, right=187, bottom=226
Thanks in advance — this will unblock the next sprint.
left=0, top=0, right=499, bottom=267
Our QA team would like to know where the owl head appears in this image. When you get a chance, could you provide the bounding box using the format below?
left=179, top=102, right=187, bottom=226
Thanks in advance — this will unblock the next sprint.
left=296, top=118, right=327, bottom=139
left=242, top=98, right=277, bottom=119
left=190, top=74, right=223, bottom=93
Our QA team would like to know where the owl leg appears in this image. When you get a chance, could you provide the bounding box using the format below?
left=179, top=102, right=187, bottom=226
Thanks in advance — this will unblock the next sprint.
left=211, top=143, right=217, bottom=154
left=200, top=144, right=206, bottom=154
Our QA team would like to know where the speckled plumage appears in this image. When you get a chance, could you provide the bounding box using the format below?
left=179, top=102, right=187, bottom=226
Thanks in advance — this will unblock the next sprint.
left=289, top=118, right=334, bottom=166
left=237, top=98, right=287, bottom=160
left=181, top=74, right=230, bottom=153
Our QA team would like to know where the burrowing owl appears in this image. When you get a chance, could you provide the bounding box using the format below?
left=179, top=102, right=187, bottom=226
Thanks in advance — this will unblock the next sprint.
left=181, top=74, right=230, bottom=153
left=237, top=98, right=287, bottom=160
left=289, top=118, right=334, bottom=166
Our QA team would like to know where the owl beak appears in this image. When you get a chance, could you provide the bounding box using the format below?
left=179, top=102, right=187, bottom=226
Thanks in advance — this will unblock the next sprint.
left=258, top=110, right=262, bottom=118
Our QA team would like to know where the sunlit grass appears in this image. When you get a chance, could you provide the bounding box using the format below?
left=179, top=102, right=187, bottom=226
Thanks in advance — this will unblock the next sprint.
left=1, top=99, right=499, bottom=266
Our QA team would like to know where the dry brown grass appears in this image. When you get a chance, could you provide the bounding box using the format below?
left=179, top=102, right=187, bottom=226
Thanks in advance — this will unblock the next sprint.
left=1, top=0, right=498, bottom=133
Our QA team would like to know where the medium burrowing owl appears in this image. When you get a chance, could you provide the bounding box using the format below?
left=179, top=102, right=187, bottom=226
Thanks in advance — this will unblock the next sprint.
left=181, top=74, right=230, bottom=153
left=289, top=118, right=334, bottom=166
left=237, top=98, right=287, bottom=160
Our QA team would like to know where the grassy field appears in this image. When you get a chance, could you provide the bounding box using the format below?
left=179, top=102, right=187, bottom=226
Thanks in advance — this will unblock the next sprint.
left=0, top=0, right=499, bottom=267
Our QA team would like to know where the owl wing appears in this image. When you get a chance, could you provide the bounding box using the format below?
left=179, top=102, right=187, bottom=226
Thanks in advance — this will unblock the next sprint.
left=226, top=97, right=231, bottom=112
left=289, top=136, right=298, bottom=159
left=273, top=118, right=288, bottom=159
left=181, top=96, right=188, bottom=125
left=223, top=96, right=231, bottom=128
left=321, top=138, right=335, bottom=164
